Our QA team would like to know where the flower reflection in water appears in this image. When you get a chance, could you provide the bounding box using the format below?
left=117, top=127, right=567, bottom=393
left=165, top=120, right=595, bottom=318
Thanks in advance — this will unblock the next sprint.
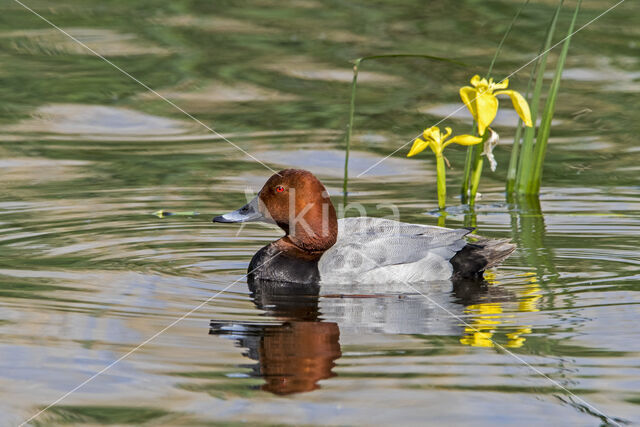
left=210, top=275, right=530, bottom=396
left=460, top=272, right=541, bottom=348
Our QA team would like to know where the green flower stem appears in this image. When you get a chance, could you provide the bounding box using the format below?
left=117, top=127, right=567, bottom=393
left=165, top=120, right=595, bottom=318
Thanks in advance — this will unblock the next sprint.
left=463, top=0, right=529, bottom=203
left=435, top=153, right=447, bottom=210
left=460, top=119, right=479, bottom=204
left=468, top=131, right=491, bottom=206
left=460, top=145, right=474, bottom=204
left=475, top=0, right=528, bottom=199
left=468, top=140, right=485, bottom=207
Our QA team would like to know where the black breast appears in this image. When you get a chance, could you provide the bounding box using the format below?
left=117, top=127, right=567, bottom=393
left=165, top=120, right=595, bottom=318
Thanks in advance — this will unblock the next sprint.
left=248, top=243, right=320, bottom=285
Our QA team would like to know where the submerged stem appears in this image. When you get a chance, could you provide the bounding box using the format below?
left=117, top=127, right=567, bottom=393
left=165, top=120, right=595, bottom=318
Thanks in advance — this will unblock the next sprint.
left=464, top=205, right=478, bottom=229
left=437, top=211, right=447, bottom=227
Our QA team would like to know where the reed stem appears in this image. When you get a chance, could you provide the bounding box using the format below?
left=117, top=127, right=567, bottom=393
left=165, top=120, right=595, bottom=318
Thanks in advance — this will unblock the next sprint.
left=516, top=0, right=564, bottom=193
left=468, top=137, right=485, bottom=207
left=460, top=144, right=474, bottom=204
left=506, top=120, right=523, bottom=194
left=506, top=61, right=537, bottom=193
left=343, top=59, right=361, bottom=201
left=437, top=211, right=447, bottom=227
left=342, top=54, right=463, bottom=199
left=528, top=0, right=582, bottom=194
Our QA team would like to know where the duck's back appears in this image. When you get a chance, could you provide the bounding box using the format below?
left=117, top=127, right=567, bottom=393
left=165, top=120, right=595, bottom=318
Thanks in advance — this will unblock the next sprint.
left=318, top=217, right=472, bottom=284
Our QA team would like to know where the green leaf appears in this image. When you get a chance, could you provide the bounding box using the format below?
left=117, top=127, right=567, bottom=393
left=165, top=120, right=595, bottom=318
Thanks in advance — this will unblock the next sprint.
left=516, top=0, right=564, bottom=193
left=506, top=58, right=537, bottom=194
left=528, top=0, right=583, bottom=194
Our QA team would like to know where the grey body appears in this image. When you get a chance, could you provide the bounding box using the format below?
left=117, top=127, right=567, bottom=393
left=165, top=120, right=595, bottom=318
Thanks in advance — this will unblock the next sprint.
left=319, top=218, right=474, bottom=284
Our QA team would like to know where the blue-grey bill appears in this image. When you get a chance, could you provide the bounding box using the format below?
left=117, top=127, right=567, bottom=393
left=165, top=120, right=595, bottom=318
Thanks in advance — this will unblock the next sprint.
left=212, top=196, right=267, bottom=223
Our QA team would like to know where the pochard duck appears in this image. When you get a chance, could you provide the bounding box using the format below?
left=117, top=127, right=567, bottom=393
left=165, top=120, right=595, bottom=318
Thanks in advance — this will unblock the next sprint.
left=213, top=169, right=514, bottom=285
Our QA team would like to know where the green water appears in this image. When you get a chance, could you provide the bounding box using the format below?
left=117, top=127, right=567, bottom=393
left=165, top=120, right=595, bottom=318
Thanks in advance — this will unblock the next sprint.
left=1, top=0, right=639, bottom=425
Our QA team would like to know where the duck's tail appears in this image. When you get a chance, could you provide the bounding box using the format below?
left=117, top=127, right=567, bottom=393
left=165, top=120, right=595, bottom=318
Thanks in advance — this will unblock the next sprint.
left=450, top=236, right=516, bottom=280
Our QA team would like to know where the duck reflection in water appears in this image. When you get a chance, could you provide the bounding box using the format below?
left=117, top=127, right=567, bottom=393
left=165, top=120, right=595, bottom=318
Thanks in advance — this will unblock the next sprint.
left=210, top=278, right=341, bottom=395
left=210, top=276, right=508, bottom=396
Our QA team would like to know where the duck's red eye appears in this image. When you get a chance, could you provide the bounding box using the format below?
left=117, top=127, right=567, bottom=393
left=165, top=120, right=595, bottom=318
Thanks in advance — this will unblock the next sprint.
left=275, top=185, right=285, bottom=193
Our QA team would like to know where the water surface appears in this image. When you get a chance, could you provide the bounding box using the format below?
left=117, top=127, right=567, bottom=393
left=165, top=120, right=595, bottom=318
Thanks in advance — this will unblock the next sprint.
left=0, top=0, right=639, bottom=425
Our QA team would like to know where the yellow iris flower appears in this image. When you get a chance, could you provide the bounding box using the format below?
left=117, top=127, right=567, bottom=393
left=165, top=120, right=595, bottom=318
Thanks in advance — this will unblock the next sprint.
left=459, top=75, right=533, bottom=136
left=407, top=126, right=483, bottom=210
left=407, top=126, right=482, bottom=157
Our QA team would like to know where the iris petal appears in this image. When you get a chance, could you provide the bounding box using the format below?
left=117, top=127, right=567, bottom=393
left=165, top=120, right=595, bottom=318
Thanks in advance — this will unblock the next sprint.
left=493, top=79, right=509, bottom=90
left=444, top=134, right=483, bottom=149
left=459, top=87, right=478, bottom=120
left=423, top=126, right=438, bottom=141
left=495, top=90, right=533, bottom=127
left=407, top=137, right=429, bottom=157
left=432, top=127, right=441, bottom=142
left=475, top=92, right=499, bottom=136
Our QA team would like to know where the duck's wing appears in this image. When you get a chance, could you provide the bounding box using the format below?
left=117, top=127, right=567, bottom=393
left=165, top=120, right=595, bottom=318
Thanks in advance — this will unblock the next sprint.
left=318, top=217, right=471, bottom=282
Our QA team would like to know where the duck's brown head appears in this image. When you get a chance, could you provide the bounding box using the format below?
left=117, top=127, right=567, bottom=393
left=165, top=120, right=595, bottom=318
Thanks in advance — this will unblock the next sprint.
left=213, top=169, right=338, bottom=253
